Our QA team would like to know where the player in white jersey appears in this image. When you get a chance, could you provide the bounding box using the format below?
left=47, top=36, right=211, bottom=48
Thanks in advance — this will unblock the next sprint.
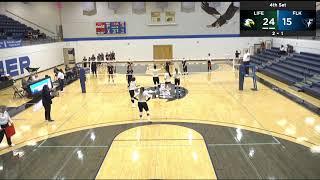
left=128, top=76, right=138, bottom=107
left=173, top=68, right=181, bottom=90
left=133, top=87, right=152, bottom=121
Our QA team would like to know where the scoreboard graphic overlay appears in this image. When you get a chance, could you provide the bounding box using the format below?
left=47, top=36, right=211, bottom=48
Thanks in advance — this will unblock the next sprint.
left=96, top=22, right=126, bottom=35
left=240, top=1, right=316, bottom=36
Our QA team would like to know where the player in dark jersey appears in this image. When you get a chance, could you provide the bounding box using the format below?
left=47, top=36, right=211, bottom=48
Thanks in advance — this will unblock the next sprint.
left=107, top=62, right=114, bottom=84
left=126, top=62, right=133, bottom=86
left=182, top=58, right=188, bottom=75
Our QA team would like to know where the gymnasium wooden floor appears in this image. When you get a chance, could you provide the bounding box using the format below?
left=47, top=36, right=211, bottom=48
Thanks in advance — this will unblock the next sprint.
left=0, top=63, right=320, bottom=179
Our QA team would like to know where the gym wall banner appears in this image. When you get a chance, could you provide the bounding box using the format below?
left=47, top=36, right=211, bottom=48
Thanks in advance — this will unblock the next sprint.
left=0, top=40, right=22, bottom=49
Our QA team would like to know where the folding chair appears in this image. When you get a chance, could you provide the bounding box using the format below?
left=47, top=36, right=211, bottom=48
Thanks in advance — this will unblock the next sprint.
left=12, top=85, right=24, bottom=98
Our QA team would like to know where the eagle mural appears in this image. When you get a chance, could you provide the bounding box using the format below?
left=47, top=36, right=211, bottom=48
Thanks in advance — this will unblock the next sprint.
left=201, top=2, right=240, bottom=28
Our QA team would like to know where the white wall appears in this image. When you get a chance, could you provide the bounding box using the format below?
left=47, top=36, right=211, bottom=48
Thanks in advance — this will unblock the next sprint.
left=0, top=2, right=5, bottom=14
left=61, top=2, right=239, bottom=38
left=0, top=42, right=64, bottom=79
left=65, top=37, right=270, bottom=62
left=273, top=38, right=320, bottom=55
left=2, top=2, right=60, bottom=36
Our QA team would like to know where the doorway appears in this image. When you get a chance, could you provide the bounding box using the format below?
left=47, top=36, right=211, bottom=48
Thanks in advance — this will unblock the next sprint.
left=63, top=48, right=75, bottom=65
left=153, top=45, right=173, bottom=60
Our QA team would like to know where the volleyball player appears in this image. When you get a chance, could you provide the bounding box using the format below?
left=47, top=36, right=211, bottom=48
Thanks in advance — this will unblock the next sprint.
left=165, top=61, right=171, bottom=77
left=182, top=58, right=188, bottom=75
left=235, top=50, right=241, bottom=59
left=164, top=70, right=171, bottom=90
left=174, top=68, right=181, bottom=90
left=152, top=64, right=161, bottom=89
left=133, top=87, right=151, bottom=121
left=91, top=61, right=97, bottom=77
left=128, top=76, right=138, bottom=107
left=234, top=50, right=241, bottom=71
left=207, top=53, right=212, bottom=72
left=105, top=52, right=109, bottom=61
left=126, top=62, right=133, bottom=86
left=83, top=56, right=87, bottom=68
left=107, top=62, right=114, bottom=84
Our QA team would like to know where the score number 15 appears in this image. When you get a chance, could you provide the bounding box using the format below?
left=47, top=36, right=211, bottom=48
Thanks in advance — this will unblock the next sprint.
left=282, top=18, right=292, bottom=26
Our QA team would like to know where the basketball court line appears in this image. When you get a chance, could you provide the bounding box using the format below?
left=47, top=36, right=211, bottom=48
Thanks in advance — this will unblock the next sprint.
left=207, top=142, right=280, bottom=146
left=38, top=145, right=109, bottom=148
left=114, top=138, right=204, bottom=141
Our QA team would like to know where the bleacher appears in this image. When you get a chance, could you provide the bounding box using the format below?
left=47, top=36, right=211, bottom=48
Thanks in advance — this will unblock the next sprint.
left=250, top=47, right=281, bottom=67
left=0, top=14, right=46, bottom=40
left=258, top=49, right=320, bottom=99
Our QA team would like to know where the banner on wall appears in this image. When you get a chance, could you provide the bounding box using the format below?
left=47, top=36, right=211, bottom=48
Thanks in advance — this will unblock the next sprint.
left=0, top=40, right=22, bottom=49
left=96, top=22, right=126, bottom=35
left=0, top=56, right=31, bottom=77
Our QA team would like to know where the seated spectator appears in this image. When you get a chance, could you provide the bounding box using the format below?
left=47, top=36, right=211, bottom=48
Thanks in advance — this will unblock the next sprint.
left=27, top=76, right=33, bottom=84
left=21, top=78, right=28, bottom=89
left=27, top=30, right=33, bottom=40
left=32, top=30, right=38, bottom=40
left=41, top=33, right=46, bottom=39
left=280, top=45, right=286, bottom=55
left=287, top=44, right=294, bottom=53
left=31, top=74, right=38, bottom=81
left=65, top=65, right=72, bottom=81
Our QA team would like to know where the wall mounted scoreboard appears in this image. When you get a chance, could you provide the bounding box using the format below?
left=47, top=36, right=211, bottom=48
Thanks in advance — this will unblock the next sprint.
left=96, top=22, right=126, bottom=35
left=240, top=1, right=316, bottom=36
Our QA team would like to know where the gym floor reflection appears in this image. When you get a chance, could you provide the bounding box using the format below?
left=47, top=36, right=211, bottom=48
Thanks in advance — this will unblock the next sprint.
left=0, top=122, right=320, bottom=179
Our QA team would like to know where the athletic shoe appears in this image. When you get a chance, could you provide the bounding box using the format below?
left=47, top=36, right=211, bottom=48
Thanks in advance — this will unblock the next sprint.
left=9, top=144, right=15, bottom=147
left=48, top=119, right=55, bottom=122
left=132, top=103, right=136, bottom=108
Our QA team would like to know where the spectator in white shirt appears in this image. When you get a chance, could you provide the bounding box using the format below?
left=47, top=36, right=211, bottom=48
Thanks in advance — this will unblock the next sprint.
left=57, top=69, right=65, bottom=92
left=243, top=50, right=251, bottom=75
left=31, top=74, right=38, bottom=81
left=280, top=45, right=286, bottom=55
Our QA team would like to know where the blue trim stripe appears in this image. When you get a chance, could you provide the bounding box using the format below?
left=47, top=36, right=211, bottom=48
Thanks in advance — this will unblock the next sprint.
left=64, top=34, right=240, bottom=41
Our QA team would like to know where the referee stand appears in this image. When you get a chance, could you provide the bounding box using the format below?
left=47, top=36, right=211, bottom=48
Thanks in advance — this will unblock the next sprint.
left=239, top=64, right=258, bottom=91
